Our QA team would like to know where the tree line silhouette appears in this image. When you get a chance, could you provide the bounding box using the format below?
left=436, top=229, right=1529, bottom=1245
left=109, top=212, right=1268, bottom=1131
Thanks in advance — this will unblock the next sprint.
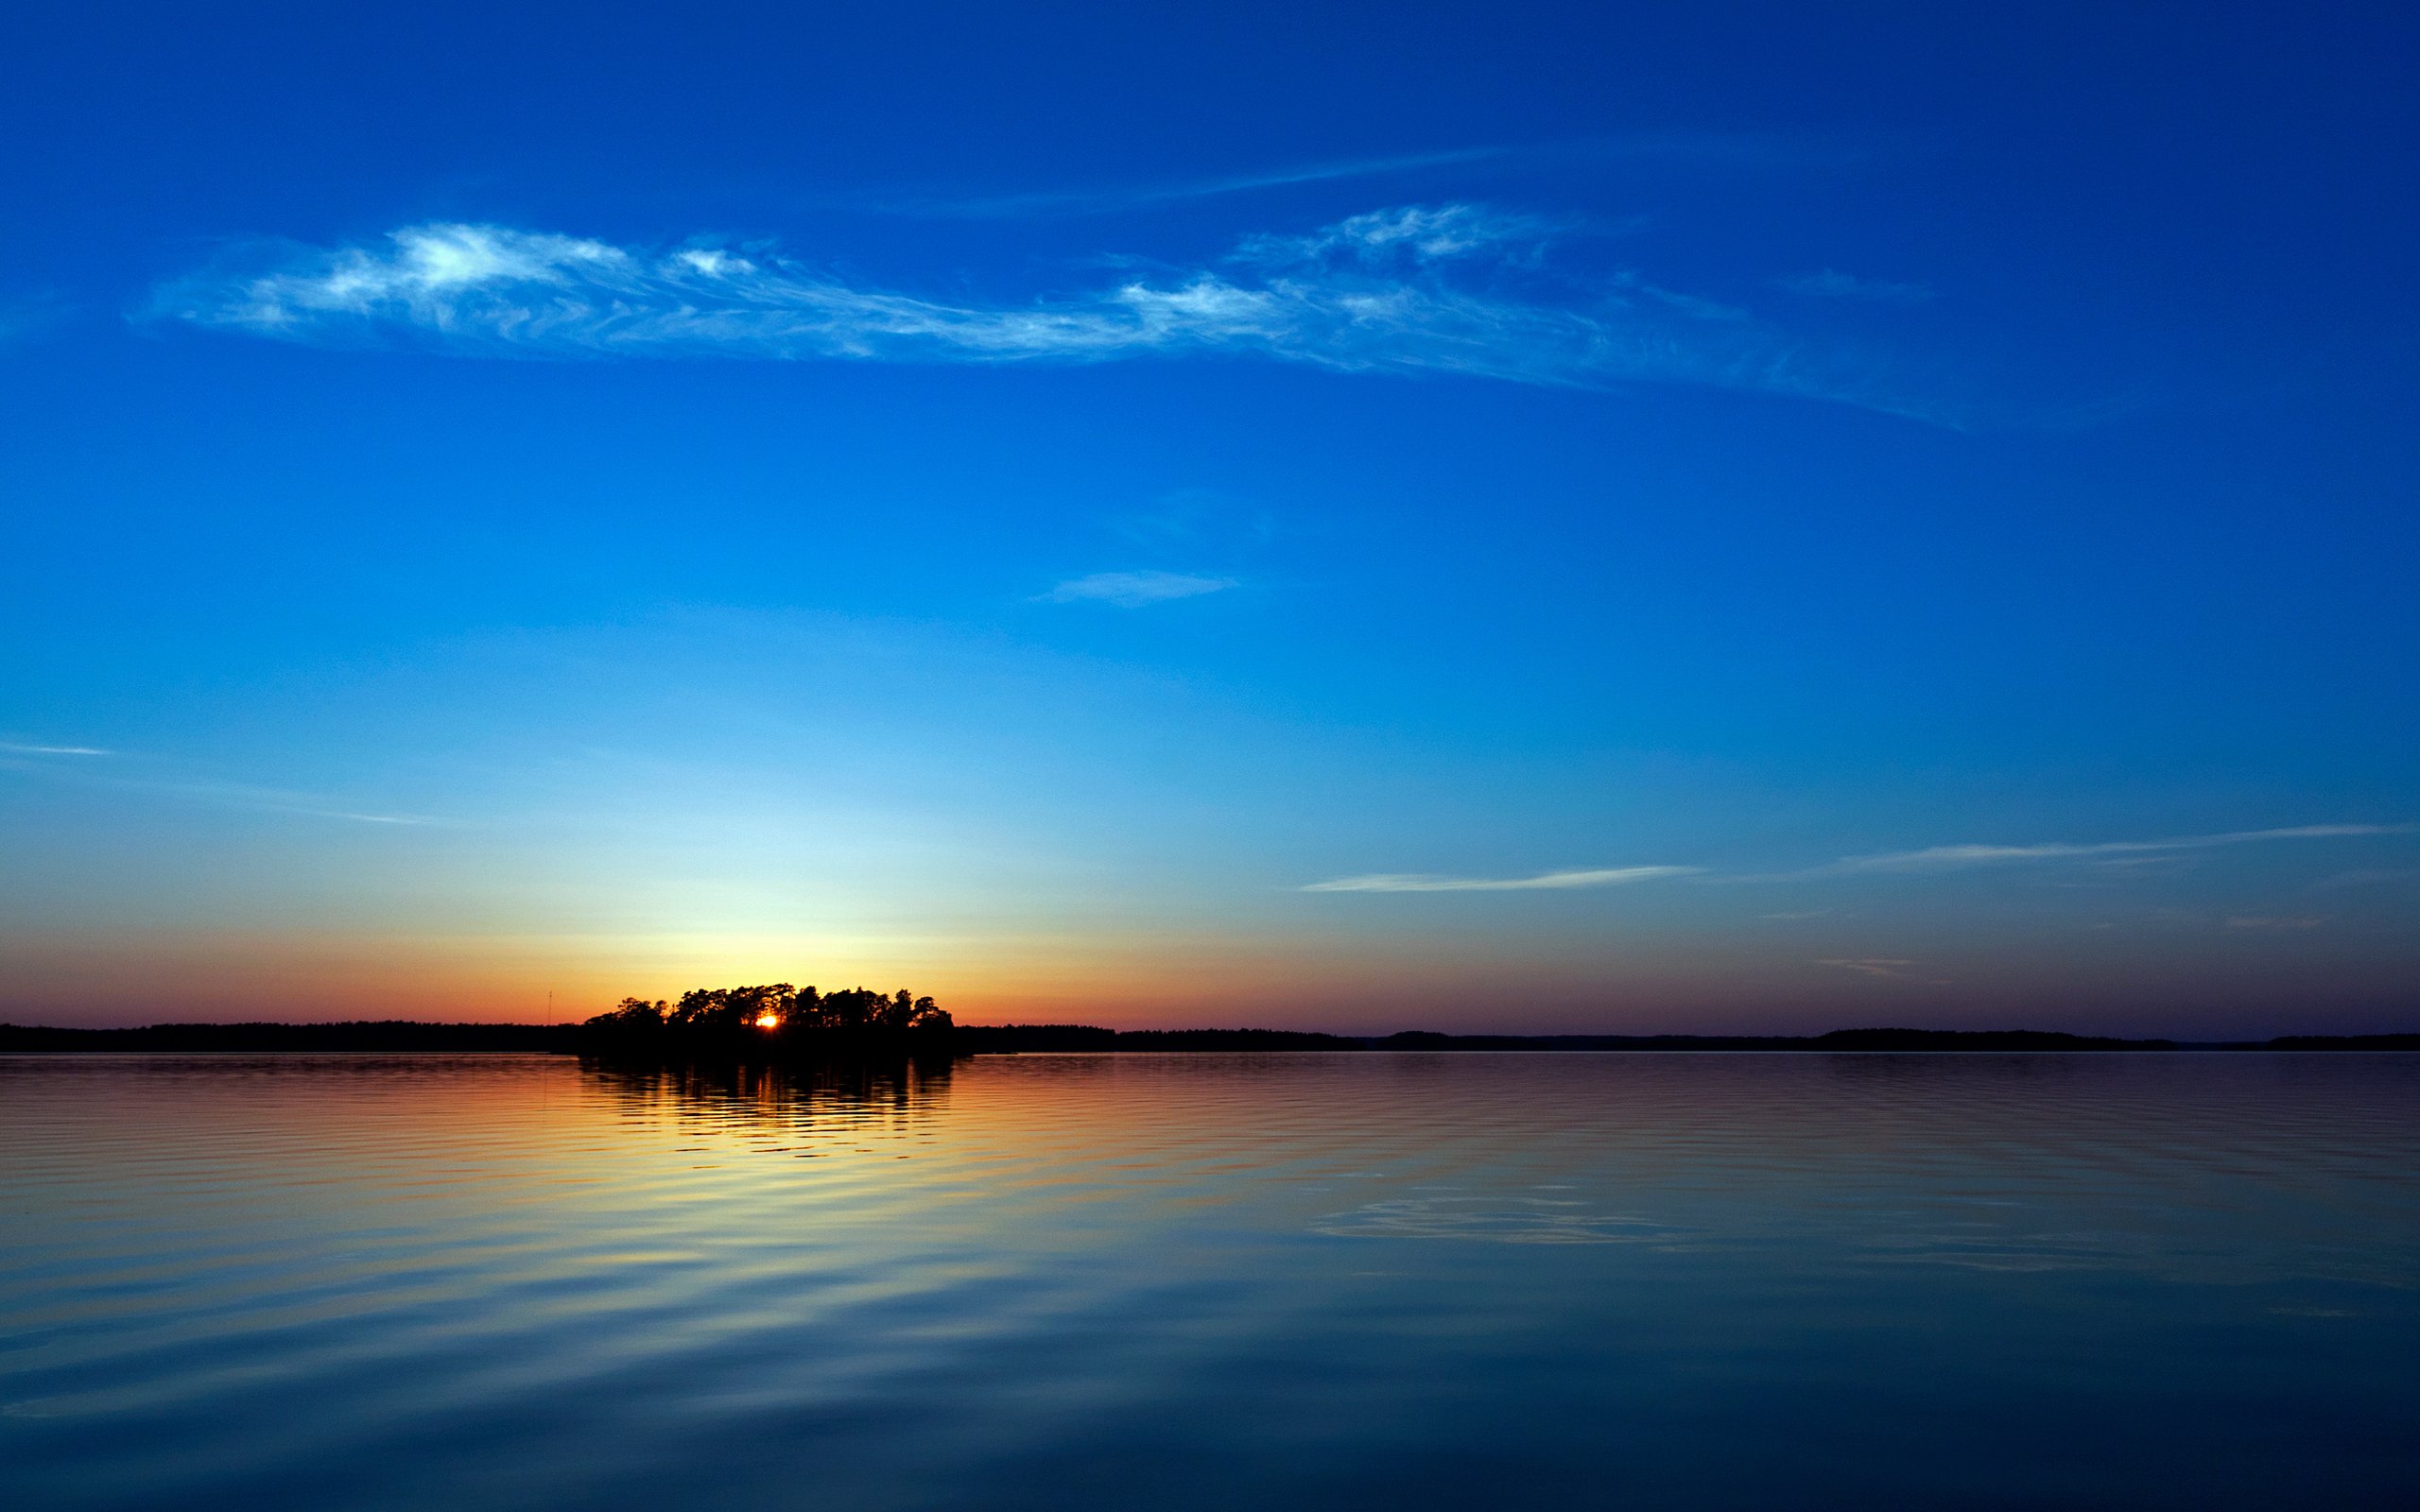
left=580, top=983, right=954, bottom=1060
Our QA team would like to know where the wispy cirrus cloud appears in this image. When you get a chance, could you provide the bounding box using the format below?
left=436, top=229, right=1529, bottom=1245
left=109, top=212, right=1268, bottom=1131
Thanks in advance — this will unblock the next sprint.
left=0, top=743, right=433, bottom=825
left=1815, top=957, right=1914, bottom=978
left=116, top=780, right=434, bottom=826
left=883, top=148, right=1512, bottom=218
left=1232, top=203, right=1565, bottom=266
left=147, top=208, right=1944, bottom=420
left=1302, top=866, right=1701, bottom=893
left=1815, top=957, right=1950, bottom=985
left=874, top=131, right=1876, bottom=219
left=1813, top=824, right=2413, bottom=877
left=1307, top=823, right=2408, bottom=898
left=283, top=807, right=433, bottom=825
left=1039, top=571, right=1238, bottom=608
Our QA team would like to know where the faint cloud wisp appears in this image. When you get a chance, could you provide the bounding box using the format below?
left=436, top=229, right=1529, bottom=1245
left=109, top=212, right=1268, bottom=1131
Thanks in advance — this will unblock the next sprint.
left=1310, top=821, right=2409, bottom=899
left=883, top=147, right=1512, bottom=218
left=1810, top=824, right=2413, bottom=877
left=1815, top=957, right=1949, bottom=985
left=876, top=130, right=1871, bottom=219
left=1302, top=866, right=1700, bottom=893
left=1039, top=571, right=1237, bottom=608
left=0, top=741, right=434, bottom=826
left=1815, top=957, right=1915, bottom=977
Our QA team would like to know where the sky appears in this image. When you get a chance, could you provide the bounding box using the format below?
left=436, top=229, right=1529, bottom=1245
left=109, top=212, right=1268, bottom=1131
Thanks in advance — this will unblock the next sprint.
left=3, top=1, right=2416, bottom=1035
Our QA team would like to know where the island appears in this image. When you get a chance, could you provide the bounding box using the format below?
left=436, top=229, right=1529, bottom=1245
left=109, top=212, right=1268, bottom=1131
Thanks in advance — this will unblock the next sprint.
left=578, top=983, right=957, bottom=1060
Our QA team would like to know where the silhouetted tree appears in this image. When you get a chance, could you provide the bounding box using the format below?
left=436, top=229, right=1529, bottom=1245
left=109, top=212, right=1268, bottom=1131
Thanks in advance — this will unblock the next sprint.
left=582, top=979, right=950, bottom=1060
left=587, top=998, right=666, bottom=1032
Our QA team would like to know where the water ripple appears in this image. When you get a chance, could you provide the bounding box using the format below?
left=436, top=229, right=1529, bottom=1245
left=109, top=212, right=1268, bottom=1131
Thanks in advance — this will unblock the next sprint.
left=4, top=1051, right=2418, bottom=1511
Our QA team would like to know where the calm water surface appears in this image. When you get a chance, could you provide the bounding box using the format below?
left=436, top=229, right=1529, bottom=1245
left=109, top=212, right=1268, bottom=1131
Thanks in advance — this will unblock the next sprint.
left=4, top=1052, right=2417, bottom=1510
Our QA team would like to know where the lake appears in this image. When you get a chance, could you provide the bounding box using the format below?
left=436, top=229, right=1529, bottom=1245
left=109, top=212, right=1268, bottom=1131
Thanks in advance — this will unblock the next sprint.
left=4, top=1052, right=2417, bottom=1509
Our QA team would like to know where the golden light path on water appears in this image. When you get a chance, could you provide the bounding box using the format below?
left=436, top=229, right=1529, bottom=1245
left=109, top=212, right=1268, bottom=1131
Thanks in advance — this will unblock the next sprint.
left=5, top=1052, right=2420, bottom=1510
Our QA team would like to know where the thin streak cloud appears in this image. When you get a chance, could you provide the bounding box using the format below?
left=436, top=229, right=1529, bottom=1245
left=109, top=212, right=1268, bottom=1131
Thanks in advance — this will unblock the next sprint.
left=1303, top=866, right=1701, bottom=893
left=886, top=148, right=1512, bottom=218
left=1312, top=822, right=2407, bottom=899
left=1815, top=957, right=1914, bottom=977
left=1039, top=571, right=1237, bottom=607
left=1814, top=957, right=1949, bottom=985
left=874, top=131, right=1873, bottom=219
left=0, top=746, right=435, bottom=826
left=114, top=782, right=439, bottom=827
left=148, top=209, right=1943, bottom=420
left=1817, top=824, right=2414, bottom=876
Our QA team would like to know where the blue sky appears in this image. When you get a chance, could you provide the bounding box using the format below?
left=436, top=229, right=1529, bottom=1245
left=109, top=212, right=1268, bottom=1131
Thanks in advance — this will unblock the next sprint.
left=4, top=1, right=2416, bottom=1032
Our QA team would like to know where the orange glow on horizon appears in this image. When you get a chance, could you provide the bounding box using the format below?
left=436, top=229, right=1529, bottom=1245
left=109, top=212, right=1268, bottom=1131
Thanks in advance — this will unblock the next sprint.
left=754, top=1011, right=781, bottom=1030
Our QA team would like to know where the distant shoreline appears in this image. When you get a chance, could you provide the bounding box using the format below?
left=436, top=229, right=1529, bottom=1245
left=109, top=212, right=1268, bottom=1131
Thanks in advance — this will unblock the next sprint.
left=2, top=1022, right=2416, bottom=1054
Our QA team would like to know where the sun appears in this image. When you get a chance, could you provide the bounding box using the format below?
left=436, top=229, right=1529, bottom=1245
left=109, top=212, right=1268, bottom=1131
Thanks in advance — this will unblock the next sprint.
left=753, top=1012, right=781, bottom=1030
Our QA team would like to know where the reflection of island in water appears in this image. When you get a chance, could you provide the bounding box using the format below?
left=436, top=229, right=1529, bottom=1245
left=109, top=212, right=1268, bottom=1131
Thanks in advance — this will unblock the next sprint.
left=582, top=1053, right=952, bottom=1128
left=580, top=983, right=956, bottom=1064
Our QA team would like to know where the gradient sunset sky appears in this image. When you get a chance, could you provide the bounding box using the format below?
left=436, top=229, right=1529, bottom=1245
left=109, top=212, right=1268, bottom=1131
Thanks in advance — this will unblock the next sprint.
left=4, top=2, right=2415, bottom=1035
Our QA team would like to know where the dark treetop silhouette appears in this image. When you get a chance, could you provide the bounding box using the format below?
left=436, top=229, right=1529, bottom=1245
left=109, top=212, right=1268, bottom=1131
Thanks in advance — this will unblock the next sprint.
left=579, top=984, right=955, bottom=1059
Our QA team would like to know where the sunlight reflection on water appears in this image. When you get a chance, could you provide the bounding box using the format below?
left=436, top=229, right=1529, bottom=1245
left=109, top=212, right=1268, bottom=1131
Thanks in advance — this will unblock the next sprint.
left=4, top=1052, right=2418, bottom=1510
